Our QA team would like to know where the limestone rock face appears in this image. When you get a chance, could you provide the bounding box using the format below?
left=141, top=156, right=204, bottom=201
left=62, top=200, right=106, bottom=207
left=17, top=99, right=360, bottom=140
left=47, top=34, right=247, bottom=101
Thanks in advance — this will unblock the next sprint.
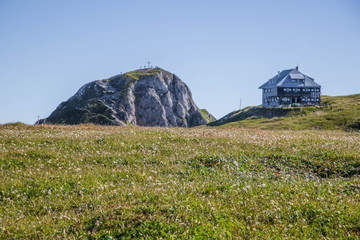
left=40, top=68, right=215, bottom=127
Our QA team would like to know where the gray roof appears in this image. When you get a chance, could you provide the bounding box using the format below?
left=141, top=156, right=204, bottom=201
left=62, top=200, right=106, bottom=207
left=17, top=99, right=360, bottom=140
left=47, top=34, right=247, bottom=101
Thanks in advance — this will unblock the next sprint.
left=259, top=68, right=321, bottom=89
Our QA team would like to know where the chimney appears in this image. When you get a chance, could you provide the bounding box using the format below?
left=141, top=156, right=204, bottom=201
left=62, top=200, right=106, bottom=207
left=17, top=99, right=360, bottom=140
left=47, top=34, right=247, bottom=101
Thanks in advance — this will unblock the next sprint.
left=296, top=66, right=299, bottom=71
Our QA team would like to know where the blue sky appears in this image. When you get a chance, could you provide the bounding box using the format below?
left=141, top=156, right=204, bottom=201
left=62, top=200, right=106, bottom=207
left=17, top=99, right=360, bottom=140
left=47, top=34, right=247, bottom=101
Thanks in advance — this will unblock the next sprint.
left=1, top=0, right=359, bottom=124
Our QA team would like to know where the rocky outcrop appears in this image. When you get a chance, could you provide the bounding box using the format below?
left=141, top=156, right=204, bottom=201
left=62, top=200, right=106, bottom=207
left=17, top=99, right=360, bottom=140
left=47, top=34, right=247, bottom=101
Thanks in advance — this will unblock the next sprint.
left=40, top=68, right=215, bottom=127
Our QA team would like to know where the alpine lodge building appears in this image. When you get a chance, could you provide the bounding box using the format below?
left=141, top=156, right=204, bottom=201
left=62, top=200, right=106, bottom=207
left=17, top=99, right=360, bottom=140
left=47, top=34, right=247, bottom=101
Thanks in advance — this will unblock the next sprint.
left=259, top=67, right=321, bottom=108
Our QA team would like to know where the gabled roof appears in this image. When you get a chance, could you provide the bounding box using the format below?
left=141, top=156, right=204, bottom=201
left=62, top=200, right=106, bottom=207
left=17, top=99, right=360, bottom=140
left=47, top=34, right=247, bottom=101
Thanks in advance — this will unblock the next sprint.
left=259, top=68, right=321, bottom=89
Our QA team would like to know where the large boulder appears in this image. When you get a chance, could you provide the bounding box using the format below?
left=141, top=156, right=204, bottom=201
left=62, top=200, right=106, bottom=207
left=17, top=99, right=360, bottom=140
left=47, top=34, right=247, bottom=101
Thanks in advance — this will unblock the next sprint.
left=40, top=68, right=215, bottom=127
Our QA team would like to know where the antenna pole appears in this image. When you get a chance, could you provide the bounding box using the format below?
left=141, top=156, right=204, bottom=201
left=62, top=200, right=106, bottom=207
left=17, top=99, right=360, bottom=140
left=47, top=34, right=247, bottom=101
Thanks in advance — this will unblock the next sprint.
left=239, top=98, right=242, bottom=110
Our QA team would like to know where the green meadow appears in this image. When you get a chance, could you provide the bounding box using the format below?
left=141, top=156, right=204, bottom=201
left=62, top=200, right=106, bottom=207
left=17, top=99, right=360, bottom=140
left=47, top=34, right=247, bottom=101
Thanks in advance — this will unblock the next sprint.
left=1, top=124, right=359, bottom=239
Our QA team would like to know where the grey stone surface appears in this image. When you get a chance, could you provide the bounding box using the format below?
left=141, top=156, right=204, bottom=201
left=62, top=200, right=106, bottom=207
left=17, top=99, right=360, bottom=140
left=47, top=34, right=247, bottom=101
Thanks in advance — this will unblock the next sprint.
left=40, top=68, right=214, bottom=127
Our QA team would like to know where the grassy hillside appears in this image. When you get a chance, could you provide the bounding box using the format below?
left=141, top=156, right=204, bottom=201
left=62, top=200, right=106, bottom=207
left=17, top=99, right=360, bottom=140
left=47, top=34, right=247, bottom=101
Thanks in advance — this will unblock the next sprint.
left=1, top=124, right=359, bottom=239
left=209, top=94, right=360, bottom=130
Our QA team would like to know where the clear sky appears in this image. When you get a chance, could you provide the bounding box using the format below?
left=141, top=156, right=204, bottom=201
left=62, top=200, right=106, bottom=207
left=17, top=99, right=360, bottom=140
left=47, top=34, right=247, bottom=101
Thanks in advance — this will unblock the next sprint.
left=1, top=0, right=359, bottom=124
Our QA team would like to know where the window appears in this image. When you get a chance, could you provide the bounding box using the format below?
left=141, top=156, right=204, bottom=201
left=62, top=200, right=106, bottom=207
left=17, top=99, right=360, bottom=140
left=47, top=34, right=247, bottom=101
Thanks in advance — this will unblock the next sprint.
left=311, top=88, right=314, bottom=92
left=316, top=89, right=320, bottom=92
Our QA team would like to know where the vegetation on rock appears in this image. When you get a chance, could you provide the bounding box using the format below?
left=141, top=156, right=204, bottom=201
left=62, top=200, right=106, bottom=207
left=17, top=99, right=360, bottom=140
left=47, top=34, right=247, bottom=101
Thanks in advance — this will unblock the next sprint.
left=124, top=68, right=167, bottom=81
left=200, top=109, right=216, bottom=123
